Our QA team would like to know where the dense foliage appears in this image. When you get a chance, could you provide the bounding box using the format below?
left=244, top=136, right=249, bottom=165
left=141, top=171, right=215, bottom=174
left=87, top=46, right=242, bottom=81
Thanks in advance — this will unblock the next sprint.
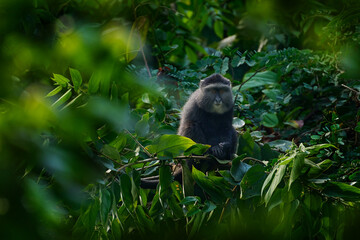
left=1, top=0, right=360, bottom=239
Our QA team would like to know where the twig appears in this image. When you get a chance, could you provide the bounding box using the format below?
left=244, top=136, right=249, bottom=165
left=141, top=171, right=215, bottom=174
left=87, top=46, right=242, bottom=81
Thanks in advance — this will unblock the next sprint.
left=218, top=185, right=238, bottom=224
left=241, top=157, right=266, bottom=165
left=234, top=67, right=266, bottom=103
left=124, top=129, right=152, bottom=158
left=341, top=84, right=360, bottom=95
left=116, top=155, right=212, bottom=172
left=141, top=48, right=152, bottom=78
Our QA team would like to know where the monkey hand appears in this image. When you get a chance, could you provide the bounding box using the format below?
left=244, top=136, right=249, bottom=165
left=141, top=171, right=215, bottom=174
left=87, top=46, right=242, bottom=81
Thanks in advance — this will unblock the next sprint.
left=208, top=142, right=232, bottom=160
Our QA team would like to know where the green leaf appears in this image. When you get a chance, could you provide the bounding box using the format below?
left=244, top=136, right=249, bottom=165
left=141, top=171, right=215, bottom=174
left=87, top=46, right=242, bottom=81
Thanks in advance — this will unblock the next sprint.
left=146, top=135, right=196, bottom=157
left=46, top=86, right=63, bottom=97
left=240, top=71, right=278, bottom=91
left=111, top=82, right=118, bottom=102
left=149, top=192, right=162, bottom=217
left=240, top=165, right=266, bottom=199
left=289, top=153, right=305, bottom=190
left=180, top=196, right=200, bottom=205
left=135, top=113, right=150, bottom=137
left=233, top=118, right=245, bottom=129
left=237, top=132, right=262, bottom=159
left=214, top=20, right=224, bottom=38
left=202, top=201, right=216, bottom=213
left=88, top=71, right=101, bottom=94
left=51, top=89, right=72, bottom=108
left=323, top=182, right=360, bottom=201
left=308, top=159, right=333, bottom=178
left=267, top=140, right=293, bottom=152
left=230, top=157, right=252, bottom=182
left=168, top=195, right=184, bottom=218
left=100, top=188, right=112, bottom=223
left=126, top=16, right=149, bottom=62
left=182, top=161, right=194, bottom=196
left=262, top=113, right=279, bottom=128
left=185, top=40, right=207, bottom=55
left=135, top=205, right=154, bottom=229
left=221, top=57, right=229, bottom=75
left=263, top=164, right=287, bottom=206
left=120, top=174, right=134, bottom=211
left=69, top=68, right=82, bottom=93
left=111, top=218, right=122, bottom=239
left=231, top=55, right=246, bottom=67
left=192, top=166, right=226, bottom=203
left=159, top=165, right=172, bottom=199
left=305, top=144, right=336, bottom=155
left=51, top=74, right=70, bottom=87
left=185, top=46, right=197, bottom=63
left=61, top=93, right=84, bottom=110
left=101, top=144, right=120, bottom=162
left=184, top=143, right=210, bottom=156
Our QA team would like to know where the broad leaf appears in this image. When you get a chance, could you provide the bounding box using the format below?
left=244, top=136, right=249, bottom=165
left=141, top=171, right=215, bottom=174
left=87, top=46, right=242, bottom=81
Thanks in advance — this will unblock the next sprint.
left=69, top=68, right=82, bottom=93
left=146, top=135, right=196, bottom=157
left=323, top=182, right=360, bottom=201
left=120, top=174, right=134, bottom=211
left=230, top=157, right=252, bottom=182
left=289, top=153, right=305, bottom=190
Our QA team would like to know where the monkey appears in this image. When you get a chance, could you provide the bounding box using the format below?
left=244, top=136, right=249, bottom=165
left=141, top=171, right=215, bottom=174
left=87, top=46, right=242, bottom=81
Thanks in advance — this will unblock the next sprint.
left=140, top=73, right=238, bottom=188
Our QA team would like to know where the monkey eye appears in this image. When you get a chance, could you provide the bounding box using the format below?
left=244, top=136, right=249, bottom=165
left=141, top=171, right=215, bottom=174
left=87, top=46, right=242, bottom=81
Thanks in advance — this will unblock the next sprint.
left=210, top=89, right=216, bottom=94
left=219, top=89, right=224, bottom=94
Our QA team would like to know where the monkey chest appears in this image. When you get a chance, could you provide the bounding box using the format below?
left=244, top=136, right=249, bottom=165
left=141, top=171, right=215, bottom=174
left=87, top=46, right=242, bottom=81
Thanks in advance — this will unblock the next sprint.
left=199, top=119, right=232, bottom=144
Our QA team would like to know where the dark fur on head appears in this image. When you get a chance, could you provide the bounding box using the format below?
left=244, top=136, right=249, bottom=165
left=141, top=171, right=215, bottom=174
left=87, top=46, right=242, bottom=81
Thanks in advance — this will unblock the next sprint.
left=199, top=73, right=231, bottom=88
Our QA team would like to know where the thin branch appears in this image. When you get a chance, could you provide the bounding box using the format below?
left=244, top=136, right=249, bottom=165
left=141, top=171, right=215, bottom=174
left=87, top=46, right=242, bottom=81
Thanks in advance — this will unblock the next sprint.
left=241, top=157, right=267, bottom=166
left=116, top=155, right=212, bottom=172
left=218, top=185, right=238, bottom=224
left=124, top=129, right=152, bottom=158
left=141, top=48, right=152, bottom=78
left=341, top=84, right=360, bottom=95
left=234, top=66, right=266, bottom=103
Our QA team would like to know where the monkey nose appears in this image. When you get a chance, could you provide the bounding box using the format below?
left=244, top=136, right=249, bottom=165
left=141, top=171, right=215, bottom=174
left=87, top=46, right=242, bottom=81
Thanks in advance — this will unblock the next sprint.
left=214, top=99, right=222, bottom=105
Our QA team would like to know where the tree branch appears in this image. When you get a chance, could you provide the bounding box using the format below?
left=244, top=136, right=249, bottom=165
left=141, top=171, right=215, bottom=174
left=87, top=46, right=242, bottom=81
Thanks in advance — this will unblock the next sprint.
left=234, top=66, right=266, bottom=103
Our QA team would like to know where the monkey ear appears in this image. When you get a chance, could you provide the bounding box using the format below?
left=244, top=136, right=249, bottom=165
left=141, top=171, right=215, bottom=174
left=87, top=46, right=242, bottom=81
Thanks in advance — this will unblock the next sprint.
left=199, top=80, right=205, bottom=88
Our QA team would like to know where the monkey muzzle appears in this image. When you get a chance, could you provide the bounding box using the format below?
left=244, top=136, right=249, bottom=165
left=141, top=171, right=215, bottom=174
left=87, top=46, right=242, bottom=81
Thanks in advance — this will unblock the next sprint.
left=214, top=96, right=222, bottom=105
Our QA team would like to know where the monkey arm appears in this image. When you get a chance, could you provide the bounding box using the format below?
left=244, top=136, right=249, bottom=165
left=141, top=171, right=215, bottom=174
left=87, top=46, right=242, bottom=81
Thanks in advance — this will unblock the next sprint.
left=207, top=127, right=237, bottom=160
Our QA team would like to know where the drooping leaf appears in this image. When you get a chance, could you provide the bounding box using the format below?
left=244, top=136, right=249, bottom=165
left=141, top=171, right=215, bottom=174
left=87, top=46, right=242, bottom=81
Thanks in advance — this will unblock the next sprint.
left=69, top=68, right=82, bottom=93
left=240, top=71, right=278, bottom=91
left=240, top=165, right=267, bottom=199
left=100, top=188, right=112, bottom=223
left=51, top=89, right=72, bottom=108
left=126, top=16, right=149, bottom=62
left=120, top=174, right=134, bottom=211
left=237, top=132, right=261, bottom=159
left=214, top=19, right=224, bottom=38
left=184, top=143, right=210, bottom=156
left=88, top=71, right=101, bottom=94
left=185, top=46, right=197, bottom=63
left=289, top=153, right=305, bottom=190
left=263, top=164, right=287, bottom=205
left=192, top=166, right=226, bottom=203
left=159, top=165, right=172, bottom=199
left=146, top=135, right=196, bottom=157
left=323, top=182, right=360, bottom=201
left=135, top=113, right=150, bottom=137
left=101, top=144, right=121, bottom=162
left=230, top=157, right=252, bottom=182
left=46, top=86, right=63, bottom=97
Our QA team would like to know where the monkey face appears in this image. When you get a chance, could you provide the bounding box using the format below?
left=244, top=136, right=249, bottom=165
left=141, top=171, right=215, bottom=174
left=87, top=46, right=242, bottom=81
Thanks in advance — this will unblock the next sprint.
left=199, top=84, right=233, bottom=114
